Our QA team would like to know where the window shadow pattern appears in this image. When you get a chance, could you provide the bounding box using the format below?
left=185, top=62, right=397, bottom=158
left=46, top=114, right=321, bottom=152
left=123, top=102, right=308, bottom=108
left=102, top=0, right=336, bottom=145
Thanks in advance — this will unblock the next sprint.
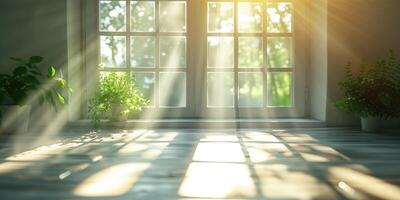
left=0, top=128, right=399, bottom=199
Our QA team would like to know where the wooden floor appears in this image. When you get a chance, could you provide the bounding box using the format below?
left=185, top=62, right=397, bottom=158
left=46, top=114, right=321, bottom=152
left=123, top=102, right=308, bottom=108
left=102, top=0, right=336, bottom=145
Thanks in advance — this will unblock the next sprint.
left=0, top=128, right=399, bottom=199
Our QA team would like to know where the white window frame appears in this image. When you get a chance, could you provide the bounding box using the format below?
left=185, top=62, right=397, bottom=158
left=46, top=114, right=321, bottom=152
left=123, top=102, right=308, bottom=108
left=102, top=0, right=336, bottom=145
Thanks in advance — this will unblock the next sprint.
left=83, top=0, right=308, bottom=119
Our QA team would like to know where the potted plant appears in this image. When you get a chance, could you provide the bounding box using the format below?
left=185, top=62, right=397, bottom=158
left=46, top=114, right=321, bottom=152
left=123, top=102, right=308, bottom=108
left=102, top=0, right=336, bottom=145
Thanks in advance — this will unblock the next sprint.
left=88, top=72, right=148, bottom=127
left=335, top=50, right=400, bottom=132
left=0, top=56, right=70, bottom=134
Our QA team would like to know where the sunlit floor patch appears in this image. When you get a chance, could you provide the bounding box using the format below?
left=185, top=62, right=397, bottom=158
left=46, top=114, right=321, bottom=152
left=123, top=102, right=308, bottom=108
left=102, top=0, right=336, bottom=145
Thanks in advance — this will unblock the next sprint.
left=328, top=166, right=400, bottom=200
left=0, top=162, right=32, bottom=174
left=0, top=128, right=399, bottom=200
left=245, top=143, right=294, bottom=162
left=192, top=142, right=245, bottom=162
left=200, top=133, right=239, bottom=142
left=178, top=162, right=256, bottom=198
left=241, top=131, right=281, bottom=142
left=136, top=131, right=178, bottom=142
left=255, top=164, right=337, bottom=198
left=117, top=142, right=169, bottom=159
left=290, top=144, right=350, bottom=162
left=74, top=163, right=149, bottom=197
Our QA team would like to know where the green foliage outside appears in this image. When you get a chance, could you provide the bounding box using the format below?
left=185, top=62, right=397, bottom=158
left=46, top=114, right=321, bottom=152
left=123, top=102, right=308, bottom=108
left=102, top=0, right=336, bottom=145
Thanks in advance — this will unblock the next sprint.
left=100, top=1, right=294, bottom=108
left=0, top=56, right=70, bottom=110
left=88, top=72, right=148, bottom=126
left=335, top=50, right=400, bottom=118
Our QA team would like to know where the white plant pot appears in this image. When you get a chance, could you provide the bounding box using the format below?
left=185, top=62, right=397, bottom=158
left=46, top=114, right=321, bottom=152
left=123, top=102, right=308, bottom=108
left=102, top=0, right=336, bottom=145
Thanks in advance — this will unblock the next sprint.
left=0, top=105, right=31, bottom=135
left=110, top=104, right=128, bottom=122
left=361, top=117, right=380, bottom=132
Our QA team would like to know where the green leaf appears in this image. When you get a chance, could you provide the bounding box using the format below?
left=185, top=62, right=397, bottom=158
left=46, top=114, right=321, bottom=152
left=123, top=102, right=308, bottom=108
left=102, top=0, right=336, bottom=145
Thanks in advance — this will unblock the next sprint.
left=13, top=66, right=28, bottom=75
left=10, top=57, right=27, bottom=65
left=55, top=78, right=67, bottom=88
left=26, top=75, right=41, bottom=85
left=30, top=69, right=42, bottom=76
left=48, top=66, right=56, bottom=78
left=29, top=56, right=44, bottom=64
left=56, top=92, right=65, bottom=105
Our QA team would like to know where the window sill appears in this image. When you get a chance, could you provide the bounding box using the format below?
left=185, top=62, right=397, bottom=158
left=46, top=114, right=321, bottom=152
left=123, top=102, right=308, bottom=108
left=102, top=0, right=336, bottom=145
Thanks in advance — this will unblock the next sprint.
left=67, top=118, right=325, bottom=129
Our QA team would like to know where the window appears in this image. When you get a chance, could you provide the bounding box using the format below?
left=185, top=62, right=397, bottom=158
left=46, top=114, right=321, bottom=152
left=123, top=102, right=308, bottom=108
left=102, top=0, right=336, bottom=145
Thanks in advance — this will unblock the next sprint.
left=90, top=0, right=307, bottom=118
left=98, top=0, right=187, bottom=108
left=206, top=1, right=294, bottom=109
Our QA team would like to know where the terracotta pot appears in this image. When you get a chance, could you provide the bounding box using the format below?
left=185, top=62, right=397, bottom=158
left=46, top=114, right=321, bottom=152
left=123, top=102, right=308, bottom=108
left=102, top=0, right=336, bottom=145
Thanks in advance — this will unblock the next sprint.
left=0, top=105, right=31, bottom=135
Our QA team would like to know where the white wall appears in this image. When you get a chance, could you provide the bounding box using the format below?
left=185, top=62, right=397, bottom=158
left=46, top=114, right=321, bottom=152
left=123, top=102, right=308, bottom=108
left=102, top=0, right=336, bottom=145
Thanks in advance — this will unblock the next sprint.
left=0, top=0, right=67, bottom=72
left=309, top=0, right=328, bottom=122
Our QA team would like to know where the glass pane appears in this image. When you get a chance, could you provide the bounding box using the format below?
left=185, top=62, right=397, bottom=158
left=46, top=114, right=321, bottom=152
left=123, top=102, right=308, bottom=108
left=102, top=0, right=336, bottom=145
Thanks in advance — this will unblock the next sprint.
left=131, top=1, right=155, bottom=32
left=207, top=72, right=234, bottom=107
left=159, top=2, right=186, bottom=32
left=239, top=73, right=263, bottom=107
left=100, top=36, right=126, bottom=68
left=238, top=3, right=262, bottom=33
left=134, top=73, right=155, bottom=107
left=267, top=72, right=292, bottom=107
left=100, top=71, right=127, bottom=79
left=159, top=73, right=186, bottom=107
left=131, top=36, right=155, bottom=68
left=99, top=1, right=126, bottom=32
left=239, top=37, right=263, bottom=68
left=208, top=2, right=234, bottom=33
left=267, top=37, right=292, bottom=68
left=160, top=36, right=186, bottom=68
left=266, top=2, right=292, bottom=33
left=207, top=37, right=234, bottom=68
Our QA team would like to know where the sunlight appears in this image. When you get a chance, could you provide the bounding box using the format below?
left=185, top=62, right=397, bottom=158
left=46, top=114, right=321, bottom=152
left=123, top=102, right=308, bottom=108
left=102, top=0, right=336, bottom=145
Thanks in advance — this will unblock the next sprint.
left=136, top=131, right=178, bottom=142
left=241, top=131, right=280, bottom=142
left=67, top=142, right=123, bottom=156
left=338, top=181, right=356, bottom=196
left=290, top=144, right=351, bottom=162
left=246, top=143, right=292, bottom=162
left=93, top=131, right=143, bottom=142
left=6, top=143, right=81, bottom=161
left=200, top=134, right=238, bottom=142
left=193, top=142, right=245, bottom=163
left=282, top=135, right=317, bottom=142
left=0, top=162, right=32, bottom=174
left=117, top=142, right=169, bottom=159
left=328, top=166, right=400, bottom=200
left=74, top=163, right=149, bottom=197
left=256, top=164, right=337, bottom=199
left=178, top=162, right=256, bottom=198
left=256, top=164, right=318, bottom=183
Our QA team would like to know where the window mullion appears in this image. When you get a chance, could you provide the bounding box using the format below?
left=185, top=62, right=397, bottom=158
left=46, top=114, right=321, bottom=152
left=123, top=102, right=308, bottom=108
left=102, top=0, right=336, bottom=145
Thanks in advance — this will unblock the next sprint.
left=155, top=0, right=160, bottom=108
left=262, top=0, right=268, bottom=108
left=126, top=0, right=131, bottom=72
left=233, top=0, right=239, bottom=113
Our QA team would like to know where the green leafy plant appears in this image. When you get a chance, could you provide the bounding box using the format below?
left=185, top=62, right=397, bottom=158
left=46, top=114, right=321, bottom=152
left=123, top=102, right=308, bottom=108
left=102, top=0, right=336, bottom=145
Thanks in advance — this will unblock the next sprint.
left=0, top=56, right=70, bottom=110
left=88, top=72, right=148, bottom=126
left=335, top=50, right=400, bottom=118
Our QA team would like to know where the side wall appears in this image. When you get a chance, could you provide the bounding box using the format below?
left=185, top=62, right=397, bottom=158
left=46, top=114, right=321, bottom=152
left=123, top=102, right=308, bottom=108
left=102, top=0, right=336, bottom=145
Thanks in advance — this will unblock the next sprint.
left=0, top=0, right=67, bottom=72
left=0, top=0, right=69, bottom=131
left=326, top=0, right=400, bottom=126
